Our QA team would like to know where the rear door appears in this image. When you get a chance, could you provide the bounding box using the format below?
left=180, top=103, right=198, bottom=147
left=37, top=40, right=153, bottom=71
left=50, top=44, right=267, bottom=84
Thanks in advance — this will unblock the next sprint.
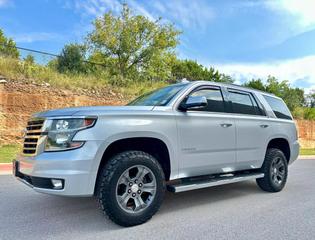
left=176, top=86, right=237, bottom=178
left=227, top=89, right=272, bottom=169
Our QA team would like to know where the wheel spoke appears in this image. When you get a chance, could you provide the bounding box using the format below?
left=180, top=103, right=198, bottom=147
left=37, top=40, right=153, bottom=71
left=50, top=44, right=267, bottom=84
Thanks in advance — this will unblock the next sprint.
left=135, top=166, right=149, bottom=181
left=276, top=161, right=284, bottom=169
left=271, top=173, right=276, bottom=182
left=278, top=169, right=285, bottom=176
left=134, top=196, right=146, bottom=211
left=142, top=182, right=156, bottom=194
left=120, top=172, right=131, bottom=185
left=118, top=192, right=130, bottom=208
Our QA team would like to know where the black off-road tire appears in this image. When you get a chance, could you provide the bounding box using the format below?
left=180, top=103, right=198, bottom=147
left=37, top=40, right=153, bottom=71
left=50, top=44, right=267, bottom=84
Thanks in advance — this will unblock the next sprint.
left=97, top=151, right=166, bottom=227
left=256, top=148, right=288, bottom=192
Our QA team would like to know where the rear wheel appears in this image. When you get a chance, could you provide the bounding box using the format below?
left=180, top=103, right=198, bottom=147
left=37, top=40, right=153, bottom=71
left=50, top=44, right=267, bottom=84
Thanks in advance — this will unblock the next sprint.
left=256, top=148, right=288, bottom=192
left=97, top=151, right=165, bottom=227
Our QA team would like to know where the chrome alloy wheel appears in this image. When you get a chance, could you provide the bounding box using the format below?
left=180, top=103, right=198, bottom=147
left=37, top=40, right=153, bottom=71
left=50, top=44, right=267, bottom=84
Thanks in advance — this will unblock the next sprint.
left=116, top=165, right=157, bottom=213
left=270, top=157, right=285, bottom=186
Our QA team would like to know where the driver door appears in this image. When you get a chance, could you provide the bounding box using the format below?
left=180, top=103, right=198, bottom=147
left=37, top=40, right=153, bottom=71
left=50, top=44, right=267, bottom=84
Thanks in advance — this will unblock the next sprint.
left=175, top=86, right=237, bottom=178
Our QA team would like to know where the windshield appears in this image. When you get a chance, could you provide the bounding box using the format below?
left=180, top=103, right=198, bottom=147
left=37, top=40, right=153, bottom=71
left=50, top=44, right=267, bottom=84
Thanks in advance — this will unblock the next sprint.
left=128, top=83, right=188, bottom=106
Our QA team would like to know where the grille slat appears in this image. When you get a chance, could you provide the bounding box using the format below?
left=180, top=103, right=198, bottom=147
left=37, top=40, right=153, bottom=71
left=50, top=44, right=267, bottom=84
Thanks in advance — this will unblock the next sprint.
left=26, top=125, right=42, bottom=131
left=23, top=118, right=44, bottom=155
left=23, top=143, right=37, bottom=148
left=24, top=138, right=38, bottom=143
left=23, top=147, right=37, bottom=150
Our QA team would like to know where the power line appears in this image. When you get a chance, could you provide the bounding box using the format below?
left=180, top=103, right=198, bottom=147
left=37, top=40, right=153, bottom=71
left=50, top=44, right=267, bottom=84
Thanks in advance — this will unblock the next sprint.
left=0, top=43, right=108, bottom=67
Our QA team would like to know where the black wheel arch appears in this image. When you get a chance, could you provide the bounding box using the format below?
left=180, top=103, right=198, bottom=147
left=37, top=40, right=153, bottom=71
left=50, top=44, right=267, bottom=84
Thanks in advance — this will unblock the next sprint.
left=94, top=137, right=171, bottom=196
left=266, top=138, right=290, bottom=163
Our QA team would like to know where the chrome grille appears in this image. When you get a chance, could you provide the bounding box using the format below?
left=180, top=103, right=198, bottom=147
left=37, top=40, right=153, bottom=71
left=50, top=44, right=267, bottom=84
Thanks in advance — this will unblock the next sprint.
left=23, top=119, right=45, bottom=155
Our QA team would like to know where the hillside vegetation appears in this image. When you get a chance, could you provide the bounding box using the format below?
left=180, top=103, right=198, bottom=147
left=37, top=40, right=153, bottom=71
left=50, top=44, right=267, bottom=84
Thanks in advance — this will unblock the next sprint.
left=0, top=56, right=166, bottom=99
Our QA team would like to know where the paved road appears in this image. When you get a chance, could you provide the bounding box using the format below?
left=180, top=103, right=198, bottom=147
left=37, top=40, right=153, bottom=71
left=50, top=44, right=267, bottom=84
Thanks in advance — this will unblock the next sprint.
left=1, top=159, right=315, bottom=240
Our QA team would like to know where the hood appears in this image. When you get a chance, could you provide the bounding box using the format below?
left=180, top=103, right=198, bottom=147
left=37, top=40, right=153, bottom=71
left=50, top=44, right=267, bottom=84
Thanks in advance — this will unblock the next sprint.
left=33, top=106, right=155, bottom=118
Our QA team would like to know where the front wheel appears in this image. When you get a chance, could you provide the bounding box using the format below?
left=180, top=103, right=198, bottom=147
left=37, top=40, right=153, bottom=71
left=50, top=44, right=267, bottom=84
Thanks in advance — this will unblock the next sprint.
left=97, top=151, right=165, bottom=227
left=256, top=148, right=288, bottom=192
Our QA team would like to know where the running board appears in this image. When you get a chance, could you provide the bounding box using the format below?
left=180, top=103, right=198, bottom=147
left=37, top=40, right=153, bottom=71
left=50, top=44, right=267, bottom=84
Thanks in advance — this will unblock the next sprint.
left=167, top=172, right=264, bottom=193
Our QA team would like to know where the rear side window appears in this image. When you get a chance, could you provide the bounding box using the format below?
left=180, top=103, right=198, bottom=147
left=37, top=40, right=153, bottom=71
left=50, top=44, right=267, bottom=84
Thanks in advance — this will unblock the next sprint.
left=228, top=90, right=260, bottom=115
left=190, top=88, right=225, bottom=112
left=263, top=95, right=292, bottom=120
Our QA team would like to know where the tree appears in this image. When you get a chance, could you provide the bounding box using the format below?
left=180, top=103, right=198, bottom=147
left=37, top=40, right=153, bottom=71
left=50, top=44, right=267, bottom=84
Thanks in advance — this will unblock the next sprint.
left=56, top=43, right=87, bottom=73
left=244, top=76, right=304, bottom=111
left=265, top=76, right=305, bottom=111
left=24, top=54, right=35, bottom=65
left=0, top=29, right=19, bottom=58
left=87, top=4, right=180, bottom=78
left=243, top=79, right=266, bottom=91
left=171, top=59, right=205, bottom=80
left=171, top=59, right=233, bottom=83
left=306, top=90, right=315, bottom=108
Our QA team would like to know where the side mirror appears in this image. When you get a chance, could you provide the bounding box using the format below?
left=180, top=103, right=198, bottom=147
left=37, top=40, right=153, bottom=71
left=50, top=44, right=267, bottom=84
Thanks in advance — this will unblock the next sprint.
left=180, top=96, right=207, bottom=111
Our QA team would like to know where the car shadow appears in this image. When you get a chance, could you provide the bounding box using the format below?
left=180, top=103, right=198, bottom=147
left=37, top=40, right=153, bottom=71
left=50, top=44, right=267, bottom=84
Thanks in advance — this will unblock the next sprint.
left=42, top=181, right=261, bottom=229
left=3, top=177, right=265, bottom=238
left=159, top=181, right=264, bottom=215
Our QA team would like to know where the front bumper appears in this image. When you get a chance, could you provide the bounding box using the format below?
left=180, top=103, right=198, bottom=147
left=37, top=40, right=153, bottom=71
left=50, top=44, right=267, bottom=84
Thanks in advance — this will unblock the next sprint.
left=14, top=140, right=104, bottom=196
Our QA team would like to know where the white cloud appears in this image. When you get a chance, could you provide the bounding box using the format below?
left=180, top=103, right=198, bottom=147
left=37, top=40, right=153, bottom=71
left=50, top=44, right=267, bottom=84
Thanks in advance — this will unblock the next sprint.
left=72, top=0, right=153, bottom=19
left=72, top=0, right=215, bottom=31
left=212, top=55, right=315, bottom=93
left=152, top=0, right=215, bottom=30
left=128, top=0, right=155, bottom=21
left=266, top=0, right=315, bottom=29
left=73, top=0, right=121, bottom=17
left=13, top=32, right=63, bottom=43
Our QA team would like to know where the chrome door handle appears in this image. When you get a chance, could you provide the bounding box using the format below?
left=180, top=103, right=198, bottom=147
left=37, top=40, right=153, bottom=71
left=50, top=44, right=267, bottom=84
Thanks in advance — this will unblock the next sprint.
left=260, top=124, right=269, bottom=128
left=220, top=123, right=233, bottom=128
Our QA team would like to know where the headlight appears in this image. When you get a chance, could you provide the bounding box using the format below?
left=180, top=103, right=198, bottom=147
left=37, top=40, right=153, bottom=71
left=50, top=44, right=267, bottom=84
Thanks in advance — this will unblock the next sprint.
left=44, top=117, right=97, bottom=152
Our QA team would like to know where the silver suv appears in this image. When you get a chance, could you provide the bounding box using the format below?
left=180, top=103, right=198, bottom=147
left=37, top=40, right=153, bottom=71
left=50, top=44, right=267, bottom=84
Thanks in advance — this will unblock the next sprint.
left=14, top=81, right=299, bottom=226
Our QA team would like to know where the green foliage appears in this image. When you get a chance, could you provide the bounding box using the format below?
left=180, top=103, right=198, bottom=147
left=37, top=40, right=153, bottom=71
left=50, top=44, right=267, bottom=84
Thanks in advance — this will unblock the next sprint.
left=171, top=59, right=233, bottom=83
left=87, top=4, right=180, bottom=80
left=0, top=144, right=20, bottom=163
left=243, top=76, right=315, bottom=120
left=302, top=107, right=315, bottom=120
left=244, top=76, right=305, bottom=111
left=292, top=107, right=315, bottom=120
left=265, top=76, right=305, bottom=111
left=0, top=56, right=166, bottom=99
left=300, top=148, right=315, bottom=155
left=243, top=79, right=266, bottom=91
left=0, top=29, right=19, bottom=58
left=56, top=43, right=87, bottom=73
left=306, top=90, right=315, bottom=108
left=24, top=54, right=35, bottom=65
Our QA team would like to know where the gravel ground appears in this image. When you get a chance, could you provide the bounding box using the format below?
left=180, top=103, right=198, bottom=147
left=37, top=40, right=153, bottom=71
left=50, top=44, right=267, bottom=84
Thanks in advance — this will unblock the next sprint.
left=0, top=159, right=314, bottom=240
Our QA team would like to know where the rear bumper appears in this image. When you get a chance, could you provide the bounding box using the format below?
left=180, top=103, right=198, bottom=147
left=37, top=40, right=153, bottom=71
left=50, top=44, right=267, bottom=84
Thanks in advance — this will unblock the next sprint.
left=14, top=140, right=103, bottom=196
left=289, top=140, right=300, bottom=165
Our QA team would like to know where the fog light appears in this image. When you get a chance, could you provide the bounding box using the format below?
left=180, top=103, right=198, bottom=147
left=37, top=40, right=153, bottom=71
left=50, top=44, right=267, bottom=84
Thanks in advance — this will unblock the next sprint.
left=51, top=179, right=63, bottom=189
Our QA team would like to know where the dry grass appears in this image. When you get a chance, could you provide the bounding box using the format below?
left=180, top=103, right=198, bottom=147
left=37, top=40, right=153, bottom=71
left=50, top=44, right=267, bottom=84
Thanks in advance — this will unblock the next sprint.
left=0, top=56, right=167, bottom=99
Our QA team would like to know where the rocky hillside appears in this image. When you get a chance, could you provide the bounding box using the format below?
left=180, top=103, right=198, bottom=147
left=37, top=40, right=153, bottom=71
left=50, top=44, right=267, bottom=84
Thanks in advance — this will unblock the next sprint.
left=0, top=76, right=126, bottom=144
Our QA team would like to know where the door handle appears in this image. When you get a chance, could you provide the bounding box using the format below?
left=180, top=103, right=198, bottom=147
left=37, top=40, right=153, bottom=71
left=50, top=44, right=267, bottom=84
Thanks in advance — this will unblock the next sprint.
left=260, top=124, right=269, bottom=128
left=220, top=123, right=233, bottom=128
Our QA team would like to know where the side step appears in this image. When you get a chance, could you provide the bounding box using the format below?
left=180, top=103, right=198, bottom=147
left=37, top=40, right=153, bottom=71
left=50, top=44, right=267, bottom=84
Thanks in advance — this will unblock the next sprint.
left=167, top=172, right=264, bottom=193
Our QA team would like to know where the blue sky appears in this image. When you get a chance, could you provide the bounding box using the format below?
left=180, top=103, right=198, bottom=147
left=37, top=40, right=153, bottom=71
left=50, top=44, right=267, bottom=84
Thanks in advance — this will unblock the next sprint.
left=0, top=0, right=314, bottom=91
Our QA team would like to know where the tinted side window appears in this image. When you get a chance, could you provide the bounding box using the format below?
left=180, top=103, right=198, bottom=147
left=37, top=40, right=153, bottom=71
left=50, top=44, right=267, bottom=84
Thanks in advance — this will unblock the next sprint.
left=263, top=95, right=292, bottom=120
left=228, top=91, right=257, bottom=115
left=190, top=88, right=225, bottom=112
